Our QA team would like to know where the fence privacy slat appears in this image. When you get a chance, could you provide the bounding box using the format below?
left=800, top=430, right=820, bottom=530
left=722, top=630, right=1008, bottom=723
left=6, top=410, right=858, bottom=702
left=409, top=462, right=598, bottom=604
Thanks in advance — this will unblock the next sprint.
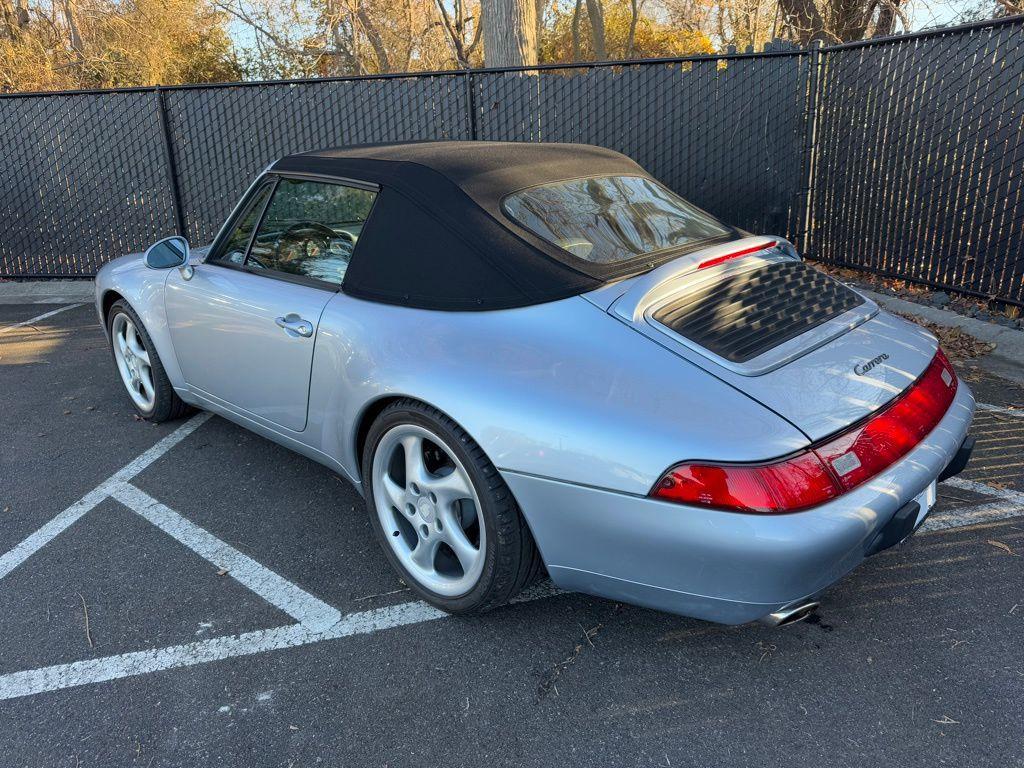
left=0, top=90, right=177, bottom=276
left=809, top=20, right=1024, bottom=303
left=1, top=17, right=1022, bottom=305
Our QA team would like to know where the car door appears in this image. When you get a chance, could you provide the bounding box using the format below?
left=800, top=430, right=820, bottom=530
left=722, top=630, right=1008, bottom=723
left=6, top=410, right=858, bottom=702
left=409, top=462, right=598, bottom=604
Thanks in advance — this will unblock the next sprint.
left=165, top=175, right=378, bottom=432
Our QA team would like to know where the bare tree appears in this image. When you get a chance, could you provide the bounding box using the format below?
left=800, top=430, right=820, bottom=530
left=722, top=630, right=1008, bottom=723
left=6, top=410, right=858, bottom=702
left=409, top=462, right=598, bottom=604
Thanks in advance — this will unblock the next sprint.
left=584, top=0, right=606, bottom=58
left=777, top=0, right=910, bottom=43
left=570, top=0, right=582, bottom=58
left=1, top=0, right=31, bottom=39
left=777, top=0, right=827, bottom=42
left=481, top=0, right=537, bottom=66
left=625, top=0, right=638, bottom=56
left=434, top=0, right=482, bottom=67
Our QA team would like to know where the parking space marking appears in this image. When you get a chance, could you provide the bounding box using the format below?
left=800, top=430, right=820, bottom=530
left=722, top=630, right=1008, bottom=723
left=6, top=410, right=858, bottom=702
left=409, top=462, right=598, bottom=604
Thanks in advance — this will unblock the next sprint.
left=942, top=476, right=1024, bottom=506
left=111, top=483, right=342, bottom=632
left=0, top=303, right=84, bottom=336
left=0, top=574, right=562, bottom=700
left=976, top=402, right=1024, bottom=418
left=0, top=412, right=212, bottom=581
left=0, top=398, right=1022, bottom=701
left=922, top=498, right=1024, bottom=532
left=922, top=476, right=1024, bottom=532
left=0, top=583, right=571, bottom=700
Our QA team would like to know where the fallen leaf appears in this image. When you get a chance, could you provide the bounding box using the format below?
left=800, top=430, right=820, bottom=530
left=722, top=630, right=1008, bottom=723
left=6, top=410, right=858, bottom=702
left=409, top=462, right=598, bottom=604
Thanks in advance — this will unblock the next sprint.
left=216, top=568, right=229, bottom=576
left=987, top=540, right=1017, bottom=556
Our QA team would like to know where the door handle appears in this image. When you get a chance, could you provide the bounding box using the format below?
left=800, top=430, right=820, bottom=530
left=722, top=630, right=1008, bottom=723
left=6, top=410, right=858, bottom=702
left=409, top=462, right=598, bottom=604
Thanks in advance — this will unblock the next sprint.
left=275, top=314, right=314, bottom=338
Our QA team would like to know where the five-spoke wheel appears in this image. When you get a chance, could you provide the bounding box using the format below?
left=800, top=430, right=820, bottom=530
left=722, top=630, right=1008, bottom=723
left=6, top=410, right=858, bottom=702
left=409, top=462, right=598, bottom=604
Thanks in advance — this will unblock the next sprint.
left=111, top=313, right=156, bottom=412
left=372, top=425, right=485, bottom=597
left=106, top=299, right=190, bottom=422
left=363, top=400, right=543, bottom=613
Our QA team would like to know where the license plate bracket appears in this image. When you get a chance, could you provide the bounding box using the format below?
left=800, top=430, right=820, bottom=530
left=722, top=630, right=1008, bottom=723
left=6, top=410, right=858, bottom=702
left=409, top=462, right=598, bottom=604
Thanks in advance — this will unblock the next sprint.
left=912, top=480, right=938, bottom=530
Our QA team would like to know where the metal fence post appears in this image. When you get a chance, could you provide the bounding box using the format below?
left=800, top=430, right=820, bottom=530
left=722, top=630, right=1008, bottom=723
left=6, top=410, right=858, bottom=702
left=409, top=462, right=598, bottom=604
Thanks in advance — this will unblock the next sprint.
left=800, top=40, right=824, bottom=257
left=465, top=70, right=478, bottom=140
left=156, top=86, right=187, bottom=237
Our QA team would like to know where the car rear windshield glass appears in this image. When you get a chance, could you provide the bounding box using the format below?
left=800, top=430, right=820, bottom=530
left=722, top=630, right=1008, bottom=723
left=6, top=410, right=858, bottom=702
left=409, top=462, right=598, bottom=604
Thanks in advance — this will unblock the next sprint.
left=503, top=175, right=732, bottom=265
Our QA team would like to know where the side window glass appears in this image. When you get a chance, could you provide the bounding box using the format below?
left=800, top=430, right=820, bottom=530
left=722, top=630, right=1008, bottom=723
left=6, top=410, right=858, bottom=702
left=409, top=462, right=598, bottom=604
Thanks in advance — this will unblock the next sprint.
left=246, top=179, right=377, bottom=286
left=213, top=183, right=274, bottom=265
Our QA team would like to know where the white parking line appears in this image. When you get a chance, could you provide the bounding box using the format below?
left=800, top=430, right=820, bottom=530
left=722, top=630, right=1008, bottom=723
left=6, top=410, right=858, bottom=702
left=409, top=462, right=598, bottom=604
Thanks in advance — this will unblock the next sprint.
left=922, top=498, right=1024, bottom=532
left=0, top=303, right=83, bottom=336
left=921, top=475, right=1024, bottom=532
left=0, top=412, right=212, bottom=581
left=0, top=400, right=1022, bottom=701
left=111, top=482, right=342, bottom=632
left=0, top=582, right=571, bottom=701
left=942, top=475, right=1024, bottom=506
left=976, top=402, right=1024, bottom=418
left=0, top=603, right=446, bottom=701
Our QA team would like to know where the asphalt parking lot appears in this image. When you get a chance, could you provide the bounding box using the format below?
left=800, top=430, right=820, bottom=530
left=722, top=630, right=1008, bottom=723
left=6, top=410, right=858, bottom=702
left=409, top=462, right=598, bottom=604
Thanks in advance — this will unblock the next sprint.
left=1, top=301, right=1023, bottom=768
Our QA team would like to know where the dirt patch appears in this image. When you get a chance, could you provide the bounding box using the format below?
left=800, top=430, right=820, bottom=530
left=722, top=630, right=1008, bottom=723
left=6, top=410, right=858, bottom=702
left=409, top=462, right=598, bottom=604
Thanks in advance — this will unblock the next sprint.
left=809, top=261, right=1023, bottom=330
left=891, top=311, right=996, bottom=362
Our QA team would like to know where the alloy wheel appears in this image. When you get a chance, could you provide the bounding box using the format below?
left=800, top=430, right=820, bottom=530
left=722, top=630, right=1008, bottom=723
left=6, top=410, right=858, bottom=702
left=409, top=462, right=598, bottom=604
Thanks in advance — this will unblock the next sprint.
left=111, top=313, right=156, bottom=411
left=371, top=424, right=486, bottom=597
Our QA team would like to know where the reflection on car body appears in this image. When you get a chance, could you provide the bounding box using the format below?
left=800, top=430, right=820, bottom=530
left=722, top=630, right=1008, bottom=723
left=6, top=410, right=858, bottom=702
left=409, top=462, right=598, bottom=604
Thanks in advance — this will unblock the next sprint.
left=95, top=142, right=975, bottom=626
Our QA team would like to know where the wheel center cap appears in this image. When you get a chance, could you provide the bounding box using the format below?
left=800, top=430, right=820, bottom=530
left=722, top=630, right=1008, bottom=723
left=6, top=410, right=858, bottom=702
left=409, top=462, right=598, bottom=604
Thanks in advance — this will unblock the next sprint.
left=417, top=497, right=436, bottom=523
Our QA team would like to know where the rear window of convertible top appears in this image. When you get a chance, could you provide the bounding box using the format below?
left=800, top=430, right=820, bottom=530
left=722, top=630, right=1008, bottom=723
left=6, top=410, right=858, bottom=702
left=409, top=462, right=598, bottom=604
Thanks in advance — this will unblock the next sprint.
left=502, top=175, right=732, bottom=265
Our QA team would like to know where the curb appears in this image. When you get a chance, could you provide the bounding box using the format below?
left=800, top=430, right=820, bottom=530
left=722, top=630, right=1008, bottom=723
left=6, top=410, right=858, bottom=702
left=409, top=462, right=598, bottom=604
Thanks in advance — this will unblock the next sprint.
left=862, top=289, right=1024, bottom=386
left=0, top=280, right=95, bottom=305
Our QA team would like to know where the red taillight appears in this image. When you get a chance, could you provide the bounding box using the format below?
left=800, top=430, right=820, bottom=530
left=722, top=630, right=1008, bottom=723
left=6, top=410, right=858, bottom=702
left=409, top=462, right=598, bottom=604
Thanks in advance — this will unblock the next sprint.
left=653, top=451, right=840, bottom=513
left=814, top=349, right=957, bottom=491
left=652, top=350, right=958, bottom=513
left=697, top=240, right=777, bottom=270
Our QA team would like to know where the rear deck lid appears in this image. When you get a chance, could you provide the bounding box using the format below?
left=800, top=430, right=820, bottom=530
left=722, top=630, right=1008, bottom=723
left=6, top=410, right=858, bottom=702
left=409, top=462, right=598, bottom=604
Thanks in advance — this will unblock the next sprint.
left=603, top=238, right=938, bottom=442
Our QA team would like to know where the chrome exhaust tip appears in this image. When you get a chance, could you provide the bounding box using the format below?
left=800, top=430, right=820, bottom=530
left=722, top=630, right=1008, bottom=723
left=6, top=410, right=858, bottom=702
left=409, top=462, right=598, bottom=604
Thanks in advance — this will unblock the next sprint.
left=758, top=601, right=820, bottom=627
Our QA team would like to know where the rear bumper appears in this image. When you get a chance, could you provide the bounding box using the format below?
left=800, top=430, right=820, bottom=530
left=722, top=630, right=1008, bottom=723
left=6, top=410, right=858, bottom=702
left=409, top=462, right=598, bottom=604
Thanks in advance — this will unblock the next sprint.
left=503, top=382, right=975, bottom=625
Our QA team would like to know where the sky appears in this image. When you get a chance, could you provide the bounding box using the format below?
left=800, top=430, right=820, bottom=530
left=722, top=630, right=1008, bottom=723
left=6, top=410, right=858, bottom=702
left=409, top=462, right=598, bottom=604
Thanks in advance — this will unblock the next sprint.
left=222, top=0, right=996, bottom=69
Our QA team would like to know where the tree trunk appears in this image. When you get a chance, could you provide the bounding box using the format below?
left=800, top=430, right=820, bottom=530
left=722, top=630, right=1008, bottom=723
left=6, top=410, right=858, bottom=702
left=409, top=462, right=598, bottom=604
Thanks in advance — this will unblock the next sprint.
left=481, top=0, right=537, bottom=67
left=873, top=0, right=899, bottom=36
left=356, top=7, right=391, bottom=72
left=585, top=0, right=606, bottom=59
left=62, top=0, right=84, bottom=55
left=1, top=0, right=29, bottom=38
left=571, top=0, right=582, bottom=60
left=777, top=0, right=827, bottom=44
left=626, top=0, right=638, bottom=58
left=535, top=0, right=544, bottom=50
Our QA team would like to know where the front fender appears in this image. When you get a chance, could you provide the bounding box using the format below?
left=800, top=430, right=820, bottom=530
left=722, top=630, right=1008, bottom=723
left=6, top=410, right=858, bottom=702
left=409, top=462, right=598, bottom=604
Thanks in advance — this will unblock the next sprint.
left=94, top=254, right=186, bottom=390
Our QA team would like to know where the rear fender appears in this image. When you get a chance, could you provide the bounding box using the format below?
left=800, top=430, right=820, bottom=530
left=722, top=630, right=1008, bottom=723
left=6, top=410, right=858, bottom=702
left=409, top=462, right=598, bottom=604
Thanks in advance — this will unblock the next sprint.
left=307, top=293, right=810, bottom=496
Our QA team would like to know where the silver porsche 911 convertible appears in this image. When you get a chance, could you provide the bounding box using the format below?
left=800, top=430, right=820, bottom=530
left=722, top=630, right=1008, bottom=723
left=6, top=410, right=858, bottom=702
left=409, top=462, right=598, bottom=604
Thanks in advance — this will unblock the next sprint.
left=96, top=141, right=975, bottom=626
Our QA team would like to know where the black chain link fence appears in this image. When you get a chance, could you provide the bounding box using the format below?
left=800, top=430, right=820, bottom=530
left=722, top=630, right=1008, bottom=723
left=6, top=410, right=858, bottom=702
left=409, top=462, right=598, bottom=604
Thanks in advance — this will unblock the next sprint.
left=1, top=15, right=1021, bottom=304
left=810, top=19, right=1024, bottom=303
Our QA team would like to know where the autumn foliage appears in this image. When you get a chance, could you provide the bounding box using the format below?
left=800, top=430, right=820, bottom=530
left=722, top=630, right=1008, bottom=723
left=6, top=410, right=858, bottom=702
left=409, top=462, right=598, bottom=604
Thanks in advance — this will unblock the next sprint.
left=1, top=0, right=239, bottom=92
left=541, top=0, right=714, bottom=62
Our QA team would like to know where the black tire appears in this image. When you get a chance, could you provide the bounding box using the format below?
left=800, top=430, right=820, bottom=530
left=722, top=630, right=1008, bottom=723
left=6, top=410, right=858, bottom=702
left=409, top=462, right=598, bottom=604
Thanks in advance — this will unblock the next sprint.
left=106, top=299, right=191, bottom=423
left=362, top=399, right=544, bottom=614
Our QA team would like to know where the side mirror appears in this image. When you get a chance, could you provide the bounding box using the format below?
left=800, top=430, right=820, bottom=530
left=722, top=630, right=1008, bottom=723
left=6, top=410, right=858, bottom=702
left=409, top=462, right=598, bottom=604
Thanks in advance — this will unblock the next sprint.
left=144, top=236, right=190, bottom=270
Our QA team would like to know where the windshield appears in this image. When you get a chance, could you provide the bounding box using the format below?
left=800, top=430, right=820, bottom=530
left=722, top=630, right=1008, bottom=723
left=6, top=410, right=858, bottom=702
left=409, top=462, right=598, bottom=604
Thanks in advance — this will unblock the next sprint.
left=503, top=175, right=732, bottom=265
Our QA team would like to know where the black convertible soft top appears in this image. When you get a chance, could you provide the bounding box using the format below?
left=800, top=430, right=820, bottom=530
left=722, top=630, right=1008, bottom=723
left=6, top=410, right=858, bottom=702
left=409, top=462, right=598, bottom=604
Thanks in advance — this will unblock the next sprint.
left=270, top=141, right=730, bottom=310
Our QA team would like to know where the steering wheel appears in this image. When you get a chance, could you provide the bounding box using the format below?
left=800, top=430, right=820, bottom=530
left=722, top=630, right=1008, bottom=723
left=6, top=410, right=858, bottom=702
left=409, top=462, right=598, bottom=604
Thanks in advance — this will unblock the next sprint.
left=274, top=222, right=338, bottom=263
